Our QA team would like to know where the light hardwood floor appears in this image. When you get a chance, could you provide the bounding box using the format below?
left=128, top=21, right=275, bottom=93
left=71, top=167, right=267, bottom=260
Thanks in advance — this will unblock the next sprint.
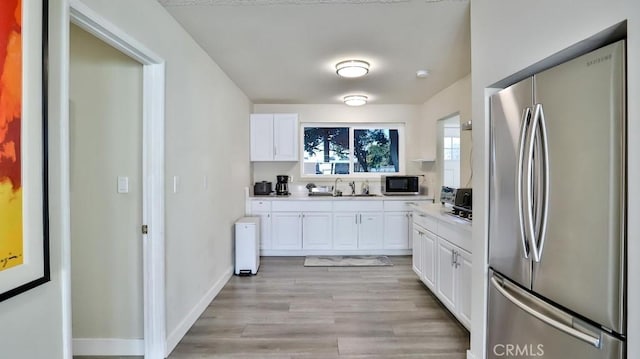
left=168, top=256, right=469, bottom=359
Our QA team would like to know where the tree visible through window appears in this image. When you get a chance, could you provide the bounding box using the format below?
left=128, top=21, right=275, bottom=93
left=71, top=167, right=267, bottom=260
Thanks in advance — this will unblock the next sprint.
left=303, top=125, right=402, bottom=176
left=354, top=129, right=399, bottom=173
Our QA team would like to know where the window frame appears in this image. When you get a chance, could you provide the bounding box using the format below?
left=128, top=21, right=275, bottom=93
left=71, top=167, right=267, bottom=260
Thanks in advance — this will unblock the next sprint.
left=300, top=123, right=406, bottom=179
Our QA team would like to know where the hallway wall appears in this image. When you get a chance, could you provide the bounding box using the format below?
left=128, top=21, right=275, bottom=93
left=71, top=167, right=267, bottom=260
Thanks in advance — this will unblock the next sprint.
left=72, top=0, right=254, bottom=354
left=0, top=0, right=253, bottom=357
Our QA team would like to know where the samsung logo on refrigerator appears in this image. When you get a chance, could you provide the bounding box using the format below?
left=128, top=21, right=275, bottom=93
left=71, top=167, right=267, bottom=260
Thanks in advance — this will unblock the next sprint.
left=586, top=53, right=612, bottom=67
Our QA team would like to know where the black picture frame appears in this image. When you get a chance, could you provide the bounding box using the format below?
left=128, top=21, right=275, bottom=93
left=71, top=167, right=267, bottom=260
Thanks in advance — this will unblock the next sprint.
left=0, top=0, right=49, bottom=302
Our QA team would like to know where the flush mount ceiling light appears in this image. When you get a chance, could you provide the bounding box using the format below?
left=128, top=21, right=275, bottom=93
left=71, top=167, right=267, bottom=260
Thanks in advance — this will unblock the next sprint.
left=336, top=60, right=370, bottom=78
left=416, top=69, right=430, bottom=78
left=343, top=95, right=368, bottom=106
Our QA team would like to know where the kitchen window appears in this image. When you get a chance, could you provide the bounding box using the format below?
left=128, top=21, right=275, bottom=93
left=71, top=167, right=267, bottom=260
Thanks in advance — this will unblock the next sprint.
left=302, top=124, right=403, bottom=177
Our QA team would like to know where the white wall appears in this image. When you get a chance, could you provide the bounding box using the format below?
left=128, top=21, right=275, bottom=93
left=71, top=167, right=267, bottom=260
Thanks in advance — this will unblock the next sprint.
left=70, top=1, right=253, bottom=354
left=418, top=74, right=471, bottom=199
left=470, top=1, right=640, bottom=358
left=0, top=0, right=252, bottom=358
left=69, top=24, right=143, bottom=342
left=0, top=2, right=67, bottom=358
left=252, top=104, right=421, bottom=194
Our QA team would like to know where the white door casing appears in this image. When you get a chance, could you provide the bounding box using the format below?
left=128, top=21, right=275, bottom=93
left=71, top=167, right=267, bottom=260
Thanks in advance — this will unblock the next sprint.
left=63, top=1, right=166, bottom=358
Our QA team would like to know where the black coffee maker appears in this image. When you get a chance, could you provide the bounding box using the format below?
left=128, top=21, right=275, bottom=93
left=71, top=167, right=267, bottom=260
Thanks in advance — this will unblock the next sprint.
left=275, top=175, right=289, bottom=195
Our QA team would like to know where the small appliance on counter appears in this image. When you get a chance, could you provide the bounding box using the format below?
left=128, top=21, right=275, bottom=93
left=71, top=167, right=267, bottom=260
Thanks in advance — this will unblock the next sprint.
left=253, top=181, right=272, bottom=196
left=275, top=175, right=290, bottom=196
left=441, top=186, right=472, bottom=220
left=381, top=175, right=420, bottom=195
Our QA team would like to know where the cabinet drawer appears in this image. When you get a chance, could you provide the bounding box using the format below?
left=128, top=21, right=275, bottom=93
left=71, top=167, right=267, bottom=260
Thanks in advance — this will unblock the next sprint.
left=272, top=200, right=332, bottom=212
left=438, top=220, right=472, bottom=252
left=333, top=200, right=383, bottom=212
left=413, top=211, right=438, bottom=233
left=251, top=200, right=271, bottom=212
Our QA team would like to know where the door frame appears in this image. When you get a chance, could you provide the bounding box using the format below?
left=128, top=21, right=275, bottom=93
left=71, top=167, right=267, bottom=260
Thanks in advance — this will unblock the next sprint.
left=63, top=1, right=166, bottom=358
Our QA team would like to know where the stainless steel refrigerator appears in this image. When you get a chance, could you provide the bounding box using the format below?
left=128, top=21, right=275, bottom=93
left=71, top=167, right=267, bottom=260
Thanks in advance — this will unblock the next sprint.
left=488, top=40, right=626, bottom=358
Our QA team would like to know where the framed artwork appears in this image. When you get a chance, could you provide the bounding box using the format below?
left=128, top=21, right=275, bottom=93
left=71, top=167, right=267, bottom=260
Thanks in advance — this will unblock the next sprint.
left=0, top=0, right=49, bottom=302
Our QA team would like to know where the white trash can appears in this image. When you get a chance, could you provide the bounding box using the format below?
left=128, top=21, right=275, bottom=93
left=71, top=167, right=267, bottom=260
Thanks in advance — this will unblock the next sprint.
left=234, top=217, right=260, bottom=275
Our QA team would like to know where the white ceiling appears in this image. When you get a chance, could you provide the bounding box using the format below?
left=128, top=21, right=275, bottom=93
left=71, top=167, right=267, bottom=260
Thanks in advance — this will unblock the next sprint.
left=158, top=0, right=470, bottom=105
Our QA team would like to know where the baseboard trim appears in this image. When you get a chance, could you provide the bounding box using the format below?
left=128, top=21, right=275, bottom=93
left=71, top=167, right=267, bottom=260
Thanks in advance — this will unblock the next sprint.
left=72, top=338, right=144, bottom=356
left=165, top=266, right=233, bottom=356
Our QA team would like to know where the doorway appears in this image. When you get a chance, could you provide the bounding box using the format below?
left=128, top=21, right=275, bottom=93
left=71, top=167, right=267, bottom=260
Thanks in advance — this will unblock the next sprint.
left=438, top=114, right=462, bottom=188
left=65, top=3, right=167, bottom=358
left=69, top=24, right=144, bottom=356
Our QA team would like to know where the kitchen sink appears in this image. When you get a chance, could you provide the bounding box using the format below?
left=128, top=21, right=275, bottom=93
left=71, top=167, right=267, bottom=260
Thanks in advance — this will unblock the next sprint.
left=308, top=192, right=334, bottom=197
left=351, top=193, right=380, bottom=197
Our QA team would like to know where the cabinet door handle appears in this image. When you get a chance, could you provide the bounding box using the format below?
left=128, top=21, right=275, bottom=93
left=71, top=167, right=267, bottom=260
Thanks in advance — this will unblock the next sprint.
left=451, top=250, right=455, bottom=266
left=360, top=214, right=363, bottom=223
left=355, top=214, right=358, bottom=224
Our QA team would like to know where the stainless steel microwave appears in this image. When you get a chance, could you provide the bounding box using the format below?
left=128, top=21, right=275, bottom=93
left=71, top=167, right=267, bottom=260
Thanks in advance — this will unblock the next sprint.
left=381, top=176, right=420, bottom=195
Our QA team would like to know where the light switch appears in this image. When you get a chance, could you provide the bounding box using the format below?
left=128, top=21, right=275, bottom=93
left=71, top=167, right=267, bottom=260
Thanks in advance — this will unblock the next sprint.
left=117, top=176, right=129, bottom=193
left=173, top=176, right=179, bottom=193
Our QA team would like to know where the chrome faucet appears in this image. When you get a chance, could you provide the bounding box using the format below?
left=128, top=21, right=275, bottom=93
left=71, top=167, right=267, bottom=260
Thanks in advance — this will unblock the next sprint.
left=349, top=181, right=356, bottom=195
left=334, top=178, right=343, bottom=196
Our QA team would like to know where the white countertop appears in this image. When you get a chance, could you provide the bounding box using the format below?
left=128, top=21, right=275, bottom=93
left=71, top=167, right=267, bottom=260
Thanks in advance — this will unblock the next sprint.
left=249, top=194, right=435, bottom=202
left=410, top=202, right=472, bottom=230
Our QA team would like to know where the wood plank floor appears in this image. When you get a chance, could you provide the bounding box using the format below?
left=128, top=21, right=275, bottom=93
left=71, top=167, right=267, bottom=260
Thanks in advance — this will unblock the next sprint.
left=168, top=256, right=469, bottom=359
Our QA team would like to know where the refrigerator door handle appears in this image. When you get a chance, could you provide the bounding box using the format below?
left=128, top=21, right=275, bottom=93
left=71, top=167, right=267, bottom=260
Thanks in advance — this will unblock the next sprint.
left=532, top=103, right=550, bottom=261
left=517, top=107, right=532, bottom=259
left=526, top=104, right=541, bottom=262
left=490, top=276, right=601, bottom=348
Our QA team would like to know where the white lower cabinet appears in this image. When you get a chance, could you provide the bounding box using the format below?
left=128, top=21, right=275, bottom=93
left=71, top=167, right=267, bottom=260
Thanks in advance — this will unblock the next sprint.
left=421, top=227, right=437, bottom=291
left=333, top=213, right=359, bottom=249
left=251, top=200, right=272, bottom=250
left=248, top=198, right=429, bottom=253
left=271, top=212, right=302, bottom=250
left=384, top=212, right=412, bottom=249
left=333, top=211, right=384, bottom=249
left=357, top=212, right=384, bottom=249
left=302, top=212, right=332, bottom=249
left=272, top=211, right=333, bottom=250
left=456, top=248, right=473, bottom=329
left=412, top=208, right=472, bottom=330
left=411, top=227, right=423, bottom=278
left=254, top=212, right=272, bottom=249
left=435, top=237, right=472, bottom=330
left=436, top=239, right=458, bottom=311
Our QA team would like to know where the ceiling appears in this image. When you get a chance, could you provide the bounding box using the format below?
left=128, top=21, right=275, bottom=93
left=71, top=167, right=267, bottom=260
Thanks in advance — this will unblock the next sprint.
left=157, top=0, right=470, bottom=105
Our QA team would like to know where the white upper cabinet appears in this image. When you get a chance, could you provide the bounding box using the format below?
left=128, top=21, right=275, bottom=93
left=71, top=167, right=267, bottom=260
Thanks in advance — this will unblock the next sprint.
left=250, top=113, right=298, bottom=161
left=272, top=113, right=298, bottom=161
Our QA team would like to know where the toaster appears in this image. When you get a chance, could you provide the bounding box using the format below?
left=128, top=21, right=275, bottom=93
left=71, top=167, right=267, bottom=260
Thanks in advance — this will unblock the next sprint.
left=440, top=186, right=472, bottom=212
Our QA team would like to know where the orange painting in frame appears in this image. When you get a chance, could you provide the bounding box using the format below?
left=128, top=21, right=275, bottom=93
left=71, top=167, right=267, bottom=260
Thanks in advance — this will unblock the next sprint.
left=0, top=0, right=48, bottom=302
left=0, top=0, right=23, bottom=272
